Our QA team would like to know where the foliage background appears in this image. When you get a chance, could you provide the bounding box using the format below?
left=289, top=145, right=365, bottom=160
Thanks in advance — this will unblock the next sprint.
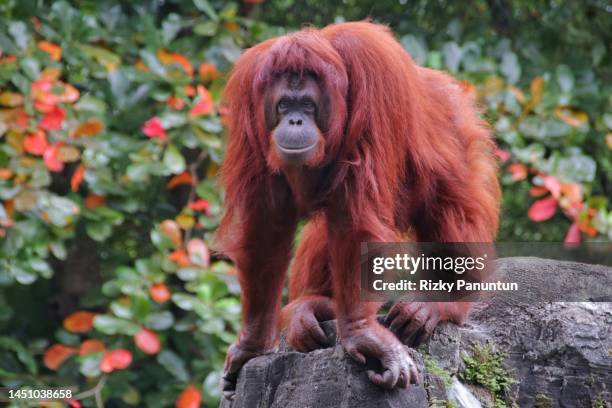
left=0, top=0, right=610, bottom=406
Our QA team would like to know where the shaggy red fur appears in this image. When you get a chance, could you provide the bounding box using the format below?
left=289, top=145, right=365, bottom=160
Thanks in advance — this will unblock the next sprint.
left=217, top=21, right=500, bottom=397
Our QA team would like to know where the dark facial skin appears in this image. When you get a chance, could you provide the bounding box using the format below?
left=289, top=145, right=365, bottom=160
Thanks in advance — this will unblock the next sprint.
left=265, top=73, right=328, bottom=164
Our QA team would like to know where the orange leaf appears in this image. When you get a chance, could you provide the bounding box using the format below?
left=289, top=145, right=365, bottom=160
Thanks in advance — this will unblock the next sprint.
left=166, top=171, right=193, bottom=189
left=0, top=91, right=24, bottom=107
left=224, top=21, right=239, bottom=32
left=23, top=130, right=48, bottom=156
left=198, top=63, right=220, bottom=82
left=157, top=49, right=194, bottom=76
left=38, top=41, right=62, bottom=61
left=187, top=238, right=210, bottom=267
left=175, top=385, right=201, bottom=408
left=71, top=164, right=85, bottom=192
left=43, top=344, right=77, bottom=370
left=60, top=83, right=80, bottom=103
left=457, top=80, right=476, bottom=97
left=530, top=77, right=544, bottom=106
left=184, top=85, right=196, bottom=97
left=135, top=60, right=149, bottom=72
left=0, top=169, right=13, bottom=180
left=64, top=311, right=96, bottom=333
left=134, top=328, right=161, bottom=355
left=560, top=182, right=582, bottom=201
left=42, top=67, right=62, bottom=81
left=85, top=194, right=105, bottom=209
left=39, top=105, right=65, bottom=130
left=100, top=349, right=132, bottom=373
left=160, top=220, right=182, bottom=246
left=167, top=96, right=186, bottom=110
left=507, top=163, right=527, bottom=181
left=14, top=110, right=29, bottom=128
left=169, top=249, right=191, bottom=267
left=74, top=119, right=104, bottom=137
left=150, top=283, right=171, bottom=304
left=79, top=339, right=106, bottom=356
left=554, top=106, right=588, bottom=128
left=43, top=143, right=64, bottom=172
left=529, top=186, right=548, bottom=197
left=528, top=196, right=557, bottom=222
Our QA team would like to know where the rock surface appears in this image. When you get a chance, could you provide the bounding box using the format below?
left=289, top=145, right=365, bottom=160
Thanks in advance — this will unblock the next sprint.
left=221, top=257, right=612, bottom=408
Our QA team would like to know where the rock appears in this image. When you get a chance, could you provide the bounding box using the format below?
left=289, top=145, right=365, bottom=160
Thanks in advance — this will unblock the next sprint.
left=426, top=257, right=612, bottom=407
left=221, top=258, right=612, bottom=408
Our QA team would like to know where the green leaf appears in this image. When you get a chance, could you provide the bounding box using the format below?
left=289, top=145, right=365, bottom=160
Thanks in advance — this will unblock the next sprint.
left=556, top=65, right=574, bottom=93
left=400, top=35, right=427, bottom=66
left=19, top=57, right=40, bottom=80
left=8, top=21, right=29, bottom=51
left=93, top=315, right=140, bottom=335
left=86, top=221, right=113, bottom=242
left=157, top=350, right=189, bottom=382
left=500, top=51, right=521, bottom=84
left=0, top=336, right=38, bottom=375
left=442, top=42, right=462, bottom=73
left=80, top=354, right=102, bottom=378
left=193, top=0, right=219, bottom=21
left=78, top=44, right=121, bottom=71
left=163, top=144, right=186, bottom=174
left=28, top=259, right=52, bottom=278
left=145, top=311, right=175, bottom=331
left=194, top=21, right=218, bottom=37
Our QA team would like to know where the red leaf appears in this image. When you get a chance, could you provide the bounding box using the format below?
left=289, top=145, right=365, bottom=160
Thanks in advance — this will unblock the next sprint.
left=79, top=339, right=106, bottom=356
left=63, top=311, right=96, bottom=333
left=542, top=175, right=561, bottom=199
left=189, top=86, right=213, bottom=116
left=528, top=196, right=557, bottom=222
left=529, top=186, right=548, bottom=197
left=494, top=148, right=510, bottom=162
left=150, top=283, right=171, bottom=304
left=564, top=222, right=581, bottom=246
left=43, top=344, right=77, bottom=370
left=134, top=328, right=161, bottom=355
left=100, top=349, right=132, bottom=373
left=508, top=163, right=527, bottom=181
left=142, top=117, right=167, bottom=140
left=23, top=130, right=48, bottom=155
left=67, top=400, right=82, bottom=408
left=14, top=110, right=29, bottom=128
left=176, top=385, right=201, bottom=408
left=39, top=105, right=65, bottom=130
left=43, top=143, right=65, bottom=172
left=188, top=199, right=209, bottom=212
left=71, top=164, right=85, bottom=192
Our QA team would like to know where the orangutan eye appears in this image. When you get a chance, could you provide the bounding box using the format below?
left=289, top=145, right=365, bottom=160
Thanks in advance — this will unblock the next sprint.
left=302, top=99, right=315, bottom=111
left=278, top=99, right=289, bottom=111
